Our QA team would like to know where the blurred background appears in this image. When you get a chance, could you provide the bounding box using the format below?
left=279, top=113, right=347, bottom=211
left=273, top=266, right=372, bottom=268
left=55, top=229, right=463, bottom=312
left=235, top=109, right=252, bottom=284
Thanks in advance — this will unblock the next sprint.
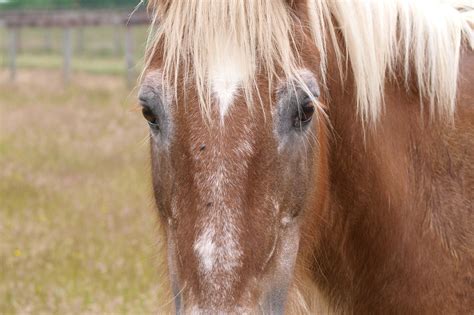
left=0, top=1, right=168, bottom=313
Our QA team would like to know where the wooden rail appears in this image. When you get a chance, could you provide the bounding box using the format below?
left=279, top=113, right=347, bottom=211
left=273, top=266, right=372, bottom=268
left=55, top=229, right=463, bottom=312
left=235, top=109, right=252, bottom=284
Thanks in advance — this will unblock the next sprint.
left=1, top=9, right=150, bottom=86
left=0, top=9, right=149, bottom=27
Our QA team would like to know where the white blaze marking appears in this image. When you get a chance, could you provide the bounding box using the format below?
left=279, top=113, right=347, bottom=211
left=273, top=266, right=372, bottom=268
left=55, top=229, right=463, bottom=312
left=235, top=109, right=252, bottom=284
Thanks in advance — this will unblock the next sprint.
left=193, top=160, right=242, bottom=293
left=194, top=227, right=217, bottom=272
left=209, top=47, right=245, bottom=121
left=192, top=55, right=255, bottom=301
left=194, top=208, right=242, bottom=275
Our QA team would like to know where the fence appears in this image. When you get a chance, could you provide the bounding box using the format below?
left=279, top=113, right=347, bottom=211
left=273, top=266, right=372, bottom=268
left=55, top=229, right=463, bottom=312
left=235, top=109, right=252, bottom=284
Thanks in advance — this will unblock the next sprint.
left=0, top=9, right=150, bottom=86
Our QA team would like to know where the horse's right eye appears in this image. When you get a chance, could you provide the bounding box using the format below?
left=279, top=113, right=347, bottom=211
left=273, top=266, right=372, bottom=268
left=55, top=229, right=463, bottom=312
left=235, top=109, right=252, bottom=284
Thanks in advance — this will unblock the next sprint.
left=142, top=106, right=159, bottom=129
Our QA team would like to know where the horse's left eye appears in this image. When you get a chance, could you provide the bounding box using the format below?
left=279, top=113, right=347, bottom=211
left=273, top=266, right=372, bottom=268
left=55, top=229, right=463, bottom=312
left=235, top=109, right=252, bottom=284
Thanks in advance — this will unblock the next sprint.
left=142, top=105, right=159, bottom=129
left=293, top=97, right=315, bottom=128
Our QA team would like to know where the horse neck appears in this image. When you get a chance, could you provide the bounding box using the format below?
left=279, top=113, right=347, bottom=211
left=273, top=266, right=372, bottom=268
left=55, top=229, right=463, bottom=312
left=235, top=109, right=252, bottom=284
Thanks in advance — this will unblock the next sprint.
left=312, top=33, right=474, bottom=313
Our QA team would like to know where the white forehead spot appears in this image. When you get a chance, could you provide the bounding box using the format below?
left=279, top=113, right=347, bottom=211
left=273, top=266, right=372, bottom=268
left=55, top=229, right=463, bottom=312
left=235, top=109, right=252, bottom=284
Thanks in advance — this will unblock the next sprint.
left=209, top=47, right=245, bottom=121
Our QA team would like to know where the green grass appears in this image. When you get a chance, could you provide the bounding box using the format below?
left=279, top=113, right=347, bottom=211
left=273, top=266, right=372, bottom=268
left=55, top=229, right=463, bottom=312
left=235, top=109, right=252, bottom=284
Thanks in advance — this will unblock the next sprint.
left=0, top=70, right=170, bottom=314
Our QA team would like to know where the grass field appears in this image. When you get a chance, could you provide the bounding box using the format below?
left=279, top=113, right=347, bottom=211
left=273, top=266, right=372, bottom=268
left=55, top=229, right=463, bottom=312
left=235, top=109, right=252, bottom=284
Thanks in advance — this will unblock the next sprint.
left=0, top=69, right=170, bottom=314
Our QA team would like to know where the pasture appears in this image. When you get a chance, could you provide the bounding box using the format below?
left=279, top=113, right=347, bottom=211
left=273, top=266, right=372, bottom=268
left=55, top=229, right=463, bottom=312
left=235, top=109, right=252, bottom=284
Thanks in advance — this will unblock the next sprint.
left=0, top=24, right=169, bottom=314
left=0, top=25, right=148, bottom=77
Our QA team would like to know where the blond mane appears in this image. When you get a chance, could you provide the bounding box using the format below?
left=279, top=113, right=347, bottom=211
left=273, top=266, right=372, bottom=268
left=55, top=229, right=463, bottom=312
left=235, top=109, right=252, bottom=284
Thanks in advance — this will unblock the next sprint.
left=144, top=0, right=474, bottom=124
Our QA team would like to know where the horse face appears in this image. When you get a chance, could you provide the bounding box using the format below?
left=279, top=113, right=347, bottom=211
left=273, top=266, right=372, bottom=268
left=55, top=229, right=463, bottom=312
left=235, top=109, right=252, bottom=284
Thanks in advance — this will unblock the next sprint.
left=139, top=65, right=324, bottom=313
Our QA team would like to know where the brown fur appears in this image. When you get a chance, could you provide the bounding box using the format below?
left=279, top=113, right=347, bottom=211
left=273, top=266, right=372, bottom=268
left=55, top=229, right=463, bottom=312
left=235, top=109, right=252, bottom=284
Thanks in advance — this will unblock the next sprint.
left=308, top=45, right=474, bottom=314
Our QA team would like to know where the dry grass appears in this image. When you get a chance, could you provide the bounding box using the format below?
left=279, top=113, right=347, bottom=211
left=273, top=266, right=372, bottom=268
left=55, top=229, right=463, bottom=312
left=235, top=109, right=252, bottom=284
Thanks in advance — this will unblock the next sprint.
left=0, top=70, right=170, bottom=314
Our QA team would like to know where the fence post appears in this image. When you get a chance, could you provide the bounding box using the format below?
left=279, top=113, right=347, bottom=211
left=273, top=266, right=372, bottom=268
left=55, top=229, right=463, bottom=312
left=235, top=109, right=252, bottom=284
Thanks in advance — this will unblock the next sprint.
left=76, top=27, right=84, bottom=54
left=113, top=16, right=122, bottom=56
left=63, top=27, right=72, bottom=85
left=44, top=28, right=53, bottom=52
left=8, top=27, right=18, bottom=82
left=124, top=25, right=134, bottom=87
left=16, top=27, right=22, bottom=54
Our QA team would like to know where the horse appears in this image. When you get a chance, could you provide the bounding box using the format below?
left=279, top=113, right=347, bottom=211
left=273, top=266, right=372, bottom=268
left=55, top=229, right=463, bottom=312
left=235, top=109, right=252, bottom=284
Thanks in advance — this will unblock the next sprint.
left=138, top=0, right=474, bottom=313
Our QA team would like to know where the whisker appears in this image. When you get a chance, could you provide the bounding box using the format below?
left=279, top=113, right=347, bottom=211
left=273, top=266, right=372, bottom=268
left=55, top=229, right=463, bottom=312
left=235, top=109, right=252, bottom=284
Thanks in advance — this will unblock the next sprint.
left=156, top=282, right=187, bottom=311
